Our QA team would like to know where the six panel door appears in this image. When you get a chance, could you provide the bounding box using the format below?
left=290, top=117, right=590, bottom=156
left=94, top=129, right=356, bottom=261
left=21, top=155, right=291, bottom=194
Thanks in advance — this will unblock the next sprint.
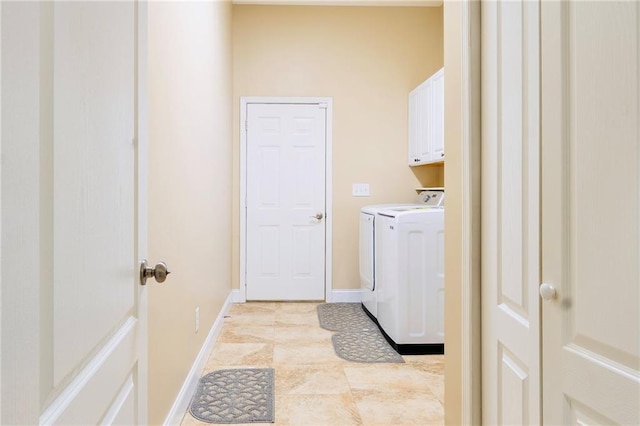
left=245, top=103, right=327, bottom=301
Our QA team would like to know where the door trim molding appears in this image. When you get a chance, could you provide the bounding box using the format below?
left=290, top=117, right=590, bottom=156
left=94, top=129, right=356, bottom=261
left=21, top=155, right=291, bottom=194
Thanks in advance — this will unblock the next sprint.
left=239, top=97, right=333, bottom=302
left=462, top=1, right=481, bottom=423
left=444, top=1, right=481, bottom=424
left=461, top=2, right=481, bottom=423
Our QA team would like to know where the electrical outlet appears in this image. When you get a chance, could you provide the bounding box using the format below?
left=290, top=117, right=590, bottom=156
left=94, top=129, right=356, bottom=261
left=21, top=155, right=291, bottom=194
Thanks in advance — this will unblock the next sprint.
left=195, top=307, right=200, bottom=334
left=352, top=183, right=370, bottom=197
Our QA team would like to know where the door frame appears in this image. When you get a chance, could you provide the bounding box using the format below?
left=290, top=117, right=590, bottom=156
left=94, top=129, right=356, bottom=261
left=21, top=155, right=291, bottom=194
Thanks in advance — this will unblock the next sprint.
left=444, top=1, right=482, bottom=424
left=238, top=97, right=333, bottom=303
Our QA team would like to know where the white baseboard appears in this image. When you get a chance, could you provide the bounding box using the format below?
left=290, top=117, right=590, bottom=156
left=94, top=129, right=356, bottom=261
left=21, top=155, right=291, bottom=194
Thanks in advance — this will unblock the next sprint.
left=231, top=288, right=245, bottom=303
left=329, top=289, right=363, bottom=303
left=231, top=288, right=361, bottom=304
left=163, top=291, right=234, bottom=426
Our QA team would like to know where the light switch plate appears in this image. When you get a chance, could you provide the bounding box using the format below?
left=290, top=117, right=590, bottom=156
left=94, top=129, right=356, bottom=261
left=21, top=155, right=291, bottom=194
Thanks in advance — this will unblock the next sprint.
left=352, top=183, right=370, bottom=197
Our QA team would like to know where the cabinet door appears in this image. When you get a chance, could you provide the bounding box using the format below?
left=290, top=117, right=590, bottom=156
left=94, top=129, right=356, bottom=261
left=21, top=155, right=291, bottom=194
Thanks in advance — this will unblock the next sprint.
left=408, top=71, right=444, bottom=167
left=409, top=83, right=431, bottom=166
left=408, top=89, right=421, bottom=165
left=430, top=69, right=445, bottom=162
left=417, top=82, right=432, bottom=162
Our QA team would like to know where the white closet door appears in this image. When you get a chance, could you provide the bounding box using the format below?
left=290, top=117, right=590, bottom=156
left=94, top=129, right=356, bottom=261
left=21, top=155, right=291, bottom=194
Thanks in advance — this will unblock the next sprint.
left=541, top=1, right=640, bottom=424
left=480, top=0, right=541, bottom=424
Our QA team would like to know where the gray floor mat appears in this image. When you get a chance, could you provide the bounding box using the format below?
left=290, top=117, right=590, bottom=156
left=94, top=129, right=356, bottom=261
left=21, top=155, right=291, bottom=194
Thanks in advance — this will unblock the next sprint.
left=317, top=303, right=404, bottom=363
left=317, top=302, right=377, bottom=332
left=332, top=331, right=405, bottom=363
left=189, top=368, right=275, bottom=424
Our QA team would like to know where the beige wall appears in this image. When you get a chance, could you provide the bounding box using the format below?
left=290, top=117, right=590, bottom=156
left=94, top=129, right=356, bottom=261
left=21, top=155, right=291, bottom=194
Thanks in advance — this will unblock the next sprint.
left=232, top=5, right=444, bottom=292
left=148, top=2, right=233, bottom=424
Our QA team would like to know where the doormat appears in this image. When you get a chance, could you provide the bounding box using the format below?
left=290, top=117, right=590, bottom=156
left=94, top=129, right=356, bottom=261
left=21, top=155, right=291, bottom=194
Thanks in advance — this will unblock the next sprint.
left=189, top=368, right=275, bottom=424
left=317, top=303, right=377, bottom=332
left=332, top=331, right=404, bottom=363
left=317, top=303, right=404, bottom=363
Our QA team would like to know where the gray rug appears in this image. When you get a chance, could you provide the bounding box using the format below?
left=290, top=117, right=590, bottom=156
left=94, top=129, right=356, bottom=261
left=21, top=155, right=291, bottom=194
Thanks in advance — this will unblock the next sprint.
left=317, top=303, right=404, bottom=363
left=332, top=331, right=405, bottom=363
left=317, top=302, right=377, bottom=332
left=189, top=368, right=275, bottom=424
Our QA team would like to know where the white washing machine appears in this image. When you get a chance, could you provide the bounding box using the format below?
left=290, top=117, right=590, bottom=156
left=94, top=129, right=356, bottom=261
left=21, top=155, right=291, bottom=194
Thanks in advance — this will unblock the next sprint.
left=359, top=189, right=443, bottom=320
left=375, top=190, right=445, bottom=354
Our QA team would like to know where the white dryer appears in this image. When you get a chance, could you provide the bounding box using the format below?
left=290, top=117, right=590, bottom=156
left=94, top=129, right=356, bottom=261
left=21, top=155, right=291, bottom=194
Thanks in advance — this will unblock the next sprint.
left=375, top=190, right=445, bottom=355
left=360, top=203, right=416, bottom=319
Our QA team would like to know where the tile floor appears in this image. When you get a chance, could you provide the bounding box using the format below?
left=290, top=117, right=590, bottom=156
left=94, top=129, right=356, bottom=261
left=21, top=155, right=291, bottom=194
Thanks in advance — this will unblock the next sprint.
left=181, top=302, right=444, bottom=426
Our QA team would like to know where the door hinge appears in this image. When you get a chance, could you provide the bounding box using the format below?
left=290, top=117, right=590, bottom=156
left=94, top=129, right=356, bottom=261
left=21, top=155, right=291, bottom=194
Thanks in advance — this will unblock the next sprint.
left=318, top=102, right=328, bottom=109
left=245, top=120, right=248, bottom=131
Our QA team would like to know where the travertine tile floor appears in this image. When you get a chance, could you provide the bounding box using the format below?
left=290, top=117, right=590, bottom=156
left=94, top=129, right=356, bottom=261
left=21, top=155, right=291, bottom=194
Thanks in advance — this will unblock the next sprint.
left=181, top=302, right=444, bottom=426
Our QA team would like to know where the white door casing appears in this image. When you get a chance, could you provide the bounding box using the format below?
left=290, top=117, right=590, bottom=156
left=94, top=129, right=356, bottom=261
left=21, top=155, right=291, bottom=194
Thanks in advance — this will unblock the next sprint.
left=541, top=1, right=640, bottom=424
left=1, top=1, right=147, bottom=424
left=481, top=0, right=541, bottom=424
left=242, top=100, right=332, bottom=301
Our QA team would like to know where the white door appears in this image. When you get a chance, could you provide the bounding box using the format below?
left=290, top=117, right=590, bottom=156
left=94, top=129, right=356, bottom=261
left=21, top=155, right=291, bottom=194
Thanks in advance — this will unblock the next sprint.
left=1, top=2, right=147, bottom=424
left=481, top=0, right=541, bottom=423
left=541, top=1, right=640, bottom=424
left=245, top=103, right=327, bottom=301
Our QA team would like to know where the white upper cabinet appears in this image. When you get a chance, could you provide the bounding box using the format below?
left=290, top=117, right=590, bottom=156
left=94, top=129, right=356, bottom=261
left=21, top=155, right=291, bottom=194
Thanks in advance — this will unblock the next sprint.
left=408, top=67, right=444, bottom=166
left=429, top=68, right=444, bottom=160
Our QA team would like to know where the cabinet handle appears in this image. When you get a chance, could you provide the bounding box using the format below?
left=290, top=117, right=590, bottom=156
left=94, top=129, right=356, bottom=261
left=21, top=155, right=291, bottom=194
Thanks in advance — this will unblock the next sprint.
left=441, top=153, right=445, bottom=157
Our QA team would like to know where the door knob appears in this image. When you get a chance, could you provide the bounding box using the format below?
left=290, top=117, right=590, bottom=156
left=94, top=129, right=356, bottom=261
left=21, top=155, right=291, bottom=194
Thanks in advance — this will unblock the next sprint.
left=539, top=282, right=557, bottom=300
left=310, top=212, right=324, bottom=220
left=140, top=260, right=171, bottom=285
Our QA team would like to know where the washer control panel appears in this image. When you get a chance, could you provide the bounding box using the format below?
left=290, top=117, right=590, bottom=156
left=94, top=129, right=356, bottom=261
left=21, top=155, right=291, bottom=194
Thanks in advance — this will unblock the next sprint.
left=416, top=190, right=444, bottom=207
